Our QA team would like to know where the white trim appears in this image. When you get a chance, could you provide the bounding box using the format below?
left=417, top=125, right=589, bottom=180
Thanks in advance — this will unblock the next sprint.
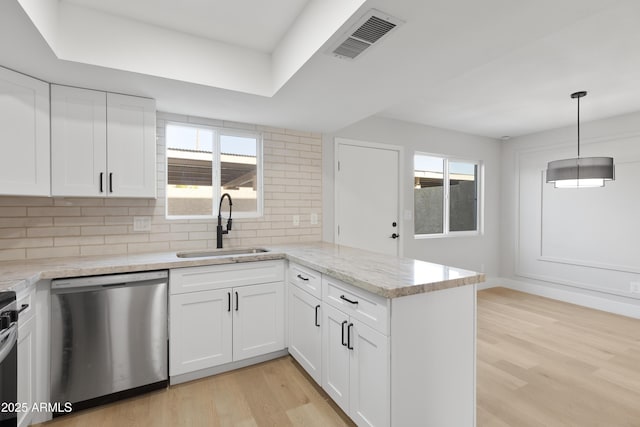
left=476, top=277, right=503, bottom=290
left=538, top=256, right=640, bottom=275
left=493, top=277, right=640, bottom=319
left=413, top=152, right=482, bottom=238
left=334, top=137, right=404, bottom=257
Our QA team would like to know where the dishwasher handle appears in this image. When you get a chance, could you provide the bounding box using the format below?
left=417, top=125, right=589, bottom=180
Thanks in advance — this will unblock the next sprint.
left=52, top=271, right=168, bottom=291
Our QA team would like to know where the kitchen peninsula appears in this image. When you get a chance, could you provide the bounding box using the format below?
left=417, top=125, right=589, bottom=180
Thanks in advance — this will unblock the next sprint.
left=0, top=242, right=483, bottom=427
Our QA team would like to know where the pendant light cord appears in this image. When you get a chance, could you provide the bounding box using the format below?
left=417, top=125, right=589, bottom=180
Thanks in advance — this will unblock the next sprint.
left=577, top=95, right=581, bottom=158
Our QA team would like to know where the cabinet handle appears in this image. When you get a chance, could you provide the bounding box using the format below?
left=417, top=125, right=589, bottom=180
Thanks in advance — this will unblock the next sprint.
left=347, top=323, right=354, bottom=350
left=297, top=274, right=309, bottom=282
left=340, top=295, right=359, bottom=305
left=341, top=320, right=348, bottom=346
left=227, top=292, right=231, bottom=312
left=109, top=173, right=113, bottom=193
left=99, top=172, right=104, bottom=193
left=235, top=291, right=239, bottom=311
left=314, top=305, right=320, bottom=327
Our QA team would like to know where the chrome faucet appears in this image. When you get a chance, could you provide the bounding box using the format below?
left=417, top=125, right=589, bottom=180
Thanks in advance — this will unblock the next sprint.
left=216, top=193, right=233, bottom=248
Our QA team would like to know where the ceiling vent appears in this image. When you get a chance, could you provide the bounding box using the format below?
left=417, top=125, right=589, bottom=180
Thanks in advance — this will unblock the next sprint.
left=328, top=9, right=404, bottom=60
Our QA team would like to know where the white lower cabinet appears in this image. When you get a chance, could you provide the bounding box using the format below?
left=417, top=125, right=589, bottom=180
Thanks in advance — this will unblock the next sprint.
left=169, top=261, right=285, bottom=380
left=323, top=304, right=389, bottom=427
left=17, top=288, right=36, bottom=427
left=170, top=289, right=233, bottom=375
left=288, top=284, right=322, bottom=384
left=233, top=282, right=284, bottom=361
left=288, top=262, right=390, bottom=427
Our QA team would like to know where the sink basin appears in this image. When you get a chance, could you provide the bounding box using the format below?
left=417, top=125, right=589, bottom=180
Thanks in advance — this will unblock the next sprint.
left=176, top=248, right=269, bottom=258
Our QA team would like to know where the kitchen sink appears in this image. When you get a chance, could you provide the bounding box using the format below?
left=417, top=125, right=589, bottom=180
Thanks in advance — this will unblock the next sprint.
left=176, top=248, right=269, bottom=258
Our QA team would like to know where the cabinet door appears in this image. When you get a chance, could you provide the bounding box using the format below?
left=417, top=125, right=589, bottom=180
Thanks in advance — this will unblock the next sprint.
left=322, top=304, right=350, bottom=414
left=288, top=285, right=322, bottom=383
left=18, top=315, right=36, bottom=427
left=51, top=85, right=107, bottom=197
left=349, top=319, right=389, bottom=427
left=106, top=93, right=156, bottom=198
left=233, top=282, right=284, bottom=361
left=169, top=289, right=232, bottom=376
left=0, top=67, right=50, bottom=196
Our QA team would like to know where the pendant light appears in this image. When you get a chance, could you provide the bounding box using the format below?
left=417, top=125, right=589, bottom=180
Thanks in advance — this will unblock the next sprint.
left=546, top=91, right=615, bottom=188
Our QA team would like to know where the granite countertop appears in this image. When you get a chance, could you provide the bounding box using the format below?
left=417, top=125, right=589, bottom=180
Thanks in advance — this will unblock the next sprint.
left=0, top=242, right=484, bottom=298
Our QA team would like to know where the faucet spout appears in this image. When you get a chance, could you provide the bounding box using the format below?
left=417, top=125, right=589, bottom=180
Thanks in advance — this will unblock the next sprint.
left=216, top=193, right=233, bottom=248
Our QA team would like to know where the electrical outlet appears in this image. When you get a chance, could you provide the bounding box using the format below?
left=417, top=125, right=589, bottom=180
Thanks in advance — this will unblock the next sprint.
left=630, top=282, right=640, bottom=294
left=310, top=213, right=318, bottom=225
left=293, top=215, right=300, bottom=227
left=133, top=216, right=151, bottom=232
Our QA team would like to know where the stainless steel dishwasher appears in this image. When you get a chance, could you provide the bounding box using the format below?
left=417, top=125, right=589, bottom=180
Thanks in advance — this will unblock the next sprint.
left=50, top=271, right=168, bottom=414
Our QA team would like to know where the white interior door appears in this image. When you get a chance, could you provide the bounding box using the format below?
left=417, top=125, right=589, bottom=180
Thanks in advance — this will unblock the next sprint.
left=335, top=139, right=400, bottom=256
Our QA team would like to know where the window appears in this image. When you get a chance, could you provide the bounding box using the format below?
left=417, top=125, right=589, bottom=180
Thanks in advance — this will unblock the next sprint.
left=414, top=153, right=480, bottom=237
left=166, top=122, right=262, bottom=218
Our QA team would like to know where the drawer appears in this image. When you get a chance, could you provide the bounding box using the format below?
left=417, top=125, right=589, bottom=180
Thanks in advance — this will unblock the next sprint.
left=322, top=276, right=388, bottom=335
left=170, top=260, right=285, bottom=295
left=16, top=287, right=35, bottom=323
left=288, top=262, right=322, bottom=299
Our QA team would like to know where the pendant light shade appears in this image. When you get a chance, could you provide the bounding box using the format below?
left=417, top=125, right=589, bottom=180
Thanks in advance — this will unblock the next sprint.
left=546, top=91, right=615, bottom=188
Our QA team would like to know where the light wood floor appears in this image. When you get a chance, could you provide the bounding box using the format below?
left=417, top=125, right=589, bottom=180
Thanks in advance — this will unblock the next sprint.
left=38, top=287, right=640, bottom=426
left=478, top=287, right=640, bottom=427
left=37, top=357, right=355, bottom=427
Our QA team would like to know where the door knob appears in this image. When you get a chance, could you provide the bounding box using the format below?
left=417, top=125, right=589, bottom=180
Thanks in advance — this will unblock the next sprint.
left=390, top=233, right=399, bottom=239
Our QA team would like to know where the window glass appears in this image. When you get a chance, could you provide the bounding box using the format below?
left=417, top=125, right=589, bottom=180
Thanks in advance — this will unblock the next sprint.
left=414, top=153, right=480, bottom=236
left=166, top=123, right=263, bottom=219
left=220, top=134, right=258, bottom=215
left=166, top=124, right=214, bottom=216
left=414, top=155, right=444, bottom=234
left=449, top=161, right=478, bottom=232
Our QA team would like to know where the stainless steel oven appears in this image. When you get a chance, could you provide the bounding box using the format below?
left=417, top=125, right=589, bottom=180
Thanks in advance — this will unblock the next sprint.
left=0, top=291, right=17, bottom=427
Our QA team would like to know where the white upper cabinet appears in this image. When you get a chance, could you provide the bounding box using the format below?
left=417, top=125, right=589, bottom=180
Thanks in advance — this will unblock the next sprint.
left=0, top=67, right=50, bottom=196
left=106, top=93, right=156, bottom=198
left=51, top=85, right=156, bottom=198
left=51, top=85, right=107, bottom=196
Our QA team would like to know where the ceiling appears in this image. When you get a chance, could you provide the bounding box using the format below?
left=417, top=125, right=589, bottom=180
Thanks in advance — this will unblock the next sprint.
left=3, top=0, right=640, bottom=138
left=64, top=0, right=310, bottom=53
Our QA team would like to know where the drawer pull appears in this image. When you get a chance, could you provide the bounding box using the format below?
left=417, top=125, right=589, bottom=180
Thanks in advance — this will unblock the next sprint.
left=296, top=274, right=309, bottom=281
left=347, top=323, right=354, bottom=350
left=340, top=295, right=359, bottom=305
left=341, top=320, right=348, bottom=346
left=18, top=304, right=29, bottom=315
left=315, top=305, right=320, bottom=327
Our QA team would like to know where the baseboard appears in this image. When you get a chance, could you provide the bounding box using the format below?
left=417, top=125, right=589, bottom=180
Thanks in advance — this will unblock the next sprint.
left=476, top=277, right=502, bottom=290
left=491, top=277, right=640, bottom=319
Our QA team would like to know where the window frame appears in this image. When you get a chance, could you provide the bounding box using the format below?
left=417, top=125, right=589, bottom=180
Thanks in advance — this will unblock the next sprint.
left=413, top=152, right=483, bottom=239
left=165, top=121, right=264, bottom=220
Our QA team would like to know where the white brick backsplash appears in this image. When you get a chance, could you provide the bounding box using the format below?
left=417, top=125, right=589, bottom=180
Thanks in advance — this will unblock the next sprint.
left=81, top=244, right=128, bottom=257
left=27, top=246, right=80, bottom=259
left=0, top=207, right=27, bottom=217
left=28, top=207, right=81, bottom=217
left=0, top=249, right=25, bottom=261
left=0, top=113, right=321, bottom=261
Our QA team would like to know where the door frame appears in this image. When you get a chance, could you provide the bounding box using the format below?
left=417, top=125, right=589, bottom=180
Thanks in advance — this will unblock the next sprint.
left=334, top=137, right=404, bottom=257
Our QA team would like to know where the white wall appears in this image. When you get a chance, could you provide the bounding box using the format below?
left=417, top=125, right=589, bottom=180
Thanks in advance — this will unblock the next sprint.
left=323, top=116, right=502, bottom=277
left=501, top=110, right=640, bottom=317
